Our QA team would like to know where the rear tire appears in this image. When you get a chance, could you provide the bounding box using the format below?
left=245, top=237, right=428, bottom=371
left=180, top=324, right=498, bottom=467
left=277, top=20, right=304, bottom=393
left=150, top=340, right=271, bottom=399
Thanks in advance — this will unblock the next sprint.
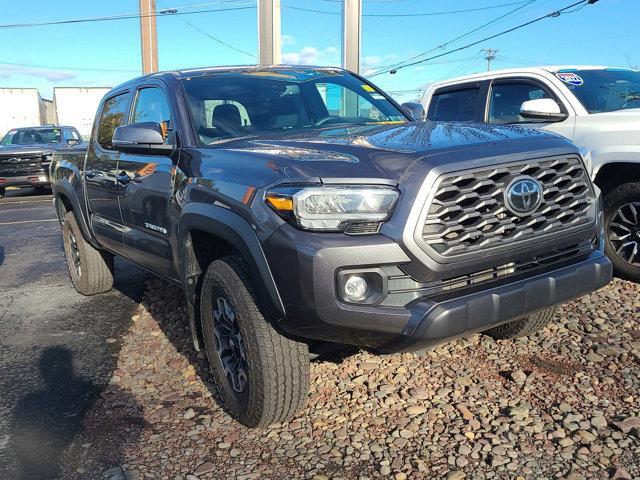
left=483, top=307, right=557, bottom=339
left=604, top=182, right=640, bottom=282
left=200, top=255, right=310, bottom=428
left=0, top=187, right=4, bottom=198
left=62, top=211, right=114, bottom=295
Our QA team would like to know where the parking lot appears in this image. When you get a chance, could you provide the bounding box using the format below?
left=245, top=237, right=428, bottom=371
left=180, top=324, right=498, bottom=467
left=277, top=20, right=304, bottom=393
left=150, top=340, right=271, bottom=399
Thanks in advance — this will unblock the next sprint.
left=0, top=188, right=151, bottom=478
left=0, top=190, right=637, bottom=480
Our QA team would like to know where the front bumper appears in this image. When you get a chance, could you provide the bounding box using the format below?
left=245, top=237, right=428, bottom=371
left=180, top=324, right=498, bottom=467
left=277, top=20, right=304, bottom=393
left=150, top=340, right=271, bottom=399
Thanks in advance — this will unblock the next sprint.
left=264, top=226, right=612, bottom=353
left=0, top=173, right=50, bottom=188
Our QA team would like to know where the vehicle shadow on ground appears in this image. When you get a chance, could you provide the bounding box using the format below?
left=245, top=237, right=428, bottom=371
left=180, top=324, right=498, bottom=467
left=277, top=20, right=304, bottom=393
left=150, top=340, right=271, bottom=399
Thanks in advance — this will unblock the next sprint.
left=5, top=347, right=144, bottom=480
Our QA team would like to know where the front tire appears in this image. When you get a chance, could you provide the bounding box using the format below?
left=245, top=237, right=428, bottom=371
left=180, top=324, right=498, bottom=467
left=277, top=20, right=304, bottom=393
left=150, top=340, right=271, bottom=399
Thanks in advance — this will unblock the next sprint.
left=483, top=307, right=557, bottom=339
left=200, top=255, right=310, bottom=428
left=0, top=187, right=5, bottom=198
left=62, top=211, right=114, bottom=295
left=604, top=182, right=640, bottom=282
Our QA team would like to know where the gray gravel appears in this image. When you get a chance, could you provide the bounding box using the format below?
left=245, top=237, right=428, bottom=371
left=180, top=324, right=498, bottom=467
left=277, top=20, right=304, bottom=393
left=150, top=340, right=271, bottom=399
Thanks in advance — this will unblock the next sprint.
left=61, top=278, right=639, bottom=479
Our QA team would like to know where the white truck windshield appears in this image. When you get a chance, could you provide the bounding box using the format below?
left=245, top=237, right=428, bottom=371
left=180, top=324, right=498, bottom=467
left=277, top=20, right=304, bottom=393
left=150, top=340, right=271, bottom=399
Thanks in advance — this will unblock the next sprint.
left=554, top=68, right=640, bottom=114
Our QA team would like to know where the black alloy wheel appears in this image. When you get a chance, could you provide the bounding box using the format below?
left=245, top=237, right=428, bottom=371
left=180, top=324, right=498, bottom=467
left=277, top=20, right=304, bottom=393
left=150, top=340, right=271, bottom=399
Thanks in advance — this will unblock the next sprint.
left=212, top=296, right=249, bottom=393
left=608, top=202, right=640, bottom=267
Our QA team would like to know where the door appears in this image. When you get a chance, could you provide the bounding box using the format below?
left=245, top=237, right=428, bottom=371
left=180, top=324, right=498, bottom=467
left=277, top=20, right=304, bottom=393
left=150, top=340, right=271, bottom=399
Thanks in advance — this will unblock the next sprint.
left=116, top=85, right=178, bottom=280
left=85, top=92, right=130, bottom=253
left=485, top=78, right=576, bottom=140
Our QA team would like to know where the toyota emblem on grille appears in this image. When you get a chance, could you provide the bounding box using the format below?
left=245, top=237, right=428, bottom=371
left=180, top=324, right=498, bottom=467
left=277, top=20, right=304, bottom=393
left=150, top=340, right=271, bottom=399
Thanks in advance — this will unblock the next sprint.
left=505, top=176, right=543, bottom=215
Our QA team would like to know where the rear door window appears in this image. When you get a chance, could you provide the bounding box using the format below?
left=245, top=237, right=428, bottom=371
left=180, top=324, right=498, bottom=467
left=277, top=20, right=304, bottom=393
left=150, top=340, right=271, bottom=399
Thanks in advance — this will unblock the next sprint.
left=427, top=86, right=480, bottom=122
left=96, top=93, right=129, bottom=150
left=488, top=81, right=554, bottom=124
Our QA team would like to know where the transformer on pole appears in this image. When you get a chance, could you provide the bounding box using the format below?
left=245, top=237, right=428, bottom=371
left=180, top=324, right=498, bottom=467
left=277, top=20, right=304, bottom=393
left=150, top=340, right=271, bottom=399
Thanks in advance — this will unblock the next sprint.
left=342, top=0, right=362, bottom=74
left=257, top=0, right=281, bottom=65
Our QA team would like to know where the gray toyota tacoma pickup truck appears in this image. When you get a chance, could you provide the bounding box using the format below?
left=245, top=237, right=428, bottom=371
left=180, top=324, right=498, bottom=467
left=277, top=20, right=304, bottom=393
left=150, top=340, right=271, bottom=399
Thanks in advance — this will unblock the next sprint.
left=50, top=66, right=612, bottom=427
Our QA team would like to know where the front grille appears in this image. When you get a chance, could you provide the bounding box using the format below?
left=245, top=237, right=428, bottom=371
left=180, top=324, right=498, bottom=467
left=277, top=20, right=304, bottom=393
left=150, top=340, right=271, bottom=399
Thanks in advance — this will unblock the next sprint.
left=0, top=156, right=45, bottom=176
left=420, top=155, right=594, bottom=258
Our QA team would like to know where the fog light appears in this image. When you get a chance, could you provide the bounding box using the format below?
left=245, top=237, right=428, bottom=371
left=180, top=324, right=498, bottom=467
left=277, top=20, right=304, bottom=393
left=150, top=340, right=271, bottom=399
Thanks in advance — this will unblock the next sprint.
left=344, top=275, right=368, bottom=301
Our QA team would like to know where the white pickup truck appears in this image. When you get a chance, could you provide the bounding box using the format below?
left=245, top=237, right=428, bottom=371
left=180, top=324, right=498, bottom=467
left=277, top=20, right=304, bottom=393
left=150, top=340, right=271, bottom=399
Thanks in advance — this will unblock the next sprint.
left=420, top=66, right=640, bottom=281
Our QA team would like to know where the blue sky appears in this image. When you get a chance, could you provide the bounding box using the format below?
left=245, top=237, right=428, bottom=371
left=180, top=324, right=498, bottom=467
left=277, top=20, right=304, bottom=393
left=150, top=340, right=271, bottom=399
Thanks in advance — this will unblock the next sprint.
left=0, top=0, right=638, bottom=102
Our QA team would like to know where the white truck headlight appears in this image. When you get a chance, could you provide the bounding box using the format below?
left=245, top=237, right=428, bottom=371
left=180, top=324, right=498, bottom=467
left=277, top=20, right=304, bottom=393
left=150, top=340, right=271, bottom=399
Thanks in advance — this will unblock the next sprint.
left=579, top=146, right=593, bottom=178
left=266, top=185, right=399, bottom=232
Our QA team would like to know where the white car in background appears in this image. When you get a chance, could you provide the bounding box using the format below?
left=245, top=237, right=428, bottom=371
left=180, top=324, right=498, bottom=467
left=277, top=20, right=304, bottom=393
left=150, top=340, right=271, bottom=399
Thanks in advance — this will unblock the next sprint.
left=420, top=66, right=640, bottom=281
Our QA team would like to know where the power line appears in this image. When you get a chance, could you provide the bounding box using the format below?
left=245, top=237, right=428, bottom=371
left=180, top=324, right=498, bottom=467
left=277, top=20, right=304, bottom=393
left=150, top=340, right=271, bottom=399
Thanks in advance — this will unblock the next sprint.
left=365, top=56, right=482, bottom=75
left=368, top=0, right=599, bottom=77
left=156, top=0, right=257, bottom=57
left=367, top=0, right=537, bottom=77
left=285, top=0, right=534, bottom=17
left=0, top=3, right=255, bottom=30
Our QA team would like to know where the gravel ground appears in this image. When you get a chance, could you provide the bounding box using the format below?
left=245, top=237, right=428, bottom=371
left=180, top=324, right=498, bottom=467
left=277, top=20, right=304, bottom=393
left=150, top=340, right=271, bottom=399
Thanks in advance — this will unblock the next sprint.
left=61, top=278, right=639, bottom=480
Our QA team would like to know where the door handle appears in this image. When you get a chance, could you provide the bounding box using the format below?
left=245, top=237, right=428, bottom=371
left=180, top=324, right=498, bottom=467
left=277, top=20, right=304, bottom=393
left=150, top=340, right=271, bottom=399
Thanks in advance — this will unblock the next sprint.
left=115, top=171, right=131, bottom=185
left=85, top=169, right=97, bottom=179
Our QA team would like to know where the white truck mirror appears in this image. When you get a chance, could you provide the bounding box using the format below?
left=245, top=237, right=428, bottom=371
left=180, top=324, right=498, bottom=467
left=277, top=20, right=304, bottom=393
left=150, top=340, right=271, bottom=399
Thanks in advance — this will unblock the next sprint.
left=520, top=98, right=567, bottom=121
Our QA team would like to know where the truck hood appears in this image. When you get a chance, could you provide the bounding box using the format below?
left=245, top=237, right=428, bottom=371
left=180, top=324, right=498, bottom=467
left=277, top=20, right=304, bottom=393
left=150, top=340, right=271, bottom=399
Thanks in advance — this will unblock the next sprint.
left=0, top=144, right=56, bottom=157
left=213, top=121, right=559, bottom=183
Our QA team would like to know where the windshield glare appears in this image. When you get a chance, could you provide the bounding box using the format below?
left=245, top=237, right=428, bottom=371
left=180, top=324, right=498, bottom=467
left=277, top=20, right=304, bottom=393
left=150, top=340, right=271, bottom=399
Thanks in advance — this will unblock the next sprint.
left=556, top=69, right=640, bottom=114
left=181, top=70, right=407, bottom=145
left=1, top=128, right=62, bottom=146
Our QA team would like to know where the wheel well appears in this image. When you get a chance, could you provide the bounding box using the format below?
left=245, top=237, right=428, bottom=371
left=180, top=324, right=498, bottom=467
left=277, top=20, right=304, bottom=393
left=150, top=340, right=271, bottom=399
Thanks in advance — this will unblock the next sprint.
left=190, top=229, right=240, bottom=275
left=55, top=193, right=73, bottom=222
left=184, top=229, right=241, bottom=350
left=594, top=162, right=640, bottom=192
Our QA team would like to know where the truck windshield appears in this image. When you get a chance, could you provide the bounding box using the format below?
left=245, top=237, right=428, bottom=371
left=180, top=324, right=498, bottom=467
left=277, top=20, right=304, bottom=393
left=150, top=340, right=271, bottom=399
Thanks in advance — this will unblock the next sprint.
left=1, top=127, right=62, bottom=145
left=554, top=68, right=640, bottom=114
left=181, top=69, right=407, bottom=145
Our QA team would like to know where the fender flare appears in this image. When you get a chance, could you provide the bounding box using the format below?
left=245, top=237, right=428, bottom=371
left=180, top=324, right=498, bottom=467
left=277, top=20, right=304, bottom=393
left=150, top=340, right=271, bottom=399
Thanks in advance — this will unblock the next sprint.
left=51, top=179, right=95, bottom=245
left=178, top=202, right=286, bottom=318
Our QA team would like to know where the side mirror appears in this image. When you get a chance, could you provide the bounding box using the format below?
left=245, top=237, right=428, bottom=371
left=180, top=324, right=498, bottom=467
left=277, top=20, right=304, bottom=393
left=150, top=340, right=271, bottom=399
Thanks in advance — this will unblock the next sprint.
left=520, top=98, right=568, bottom=121
left=66, top=139, right=80, bottom=146
left=401, top=102, right=426, bottom=121
left=112, top=122, right=174, bottom=155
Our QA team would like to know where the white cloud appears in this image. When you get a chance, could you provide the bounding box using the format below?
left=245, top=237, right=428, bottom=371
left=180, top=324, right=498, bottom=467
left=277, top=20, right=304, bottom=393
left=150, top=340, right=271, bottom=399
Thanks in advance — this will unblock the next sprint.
left=281, top=46, right=339, bottom=66
left=0, top=63, right=78, bottom=82
left=281, top=34, right=296, bottom=46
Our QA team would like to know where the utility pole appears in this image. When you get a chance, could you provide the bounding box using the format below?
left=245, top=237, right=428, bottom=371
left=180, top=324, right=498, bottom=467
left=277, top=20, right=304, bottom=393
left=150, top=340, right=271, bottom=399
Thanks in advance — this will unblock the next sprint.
left=257, top=0, right=281, bottom=65
left=342, top=0, right=362, bottom=74
left=139, top=0, right=159, bottom=74
left=482, top=48, right=498, bottom=71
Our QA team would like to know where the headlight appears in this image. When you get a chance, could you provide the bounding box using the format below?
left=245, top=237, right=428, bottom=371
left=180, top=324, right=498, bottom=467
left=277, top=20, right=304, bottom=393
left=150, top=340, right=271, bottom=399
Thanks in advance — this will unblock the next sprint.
left=579, top=147, right=592, bottom=178
left=266, top=185, right=399, bottom=232
left=43, top=154, right=53, bottom=164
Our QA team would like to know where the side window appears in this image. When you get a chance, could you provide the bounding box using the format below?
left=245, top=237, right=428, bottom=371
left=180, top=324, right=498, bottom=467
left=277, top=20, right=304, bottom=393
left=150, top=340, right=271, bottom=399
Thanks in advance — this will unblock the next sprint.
left=488, top=82, right=553, bottom=124
left=427, top=87, right=479, bottom=122
left=63, top=129, right=81, bottom=142
left=316, top=82, right=382, bottom=120
left=97, top=93, right=129, bottom=150
left=132, top=87, right=172, bottom=127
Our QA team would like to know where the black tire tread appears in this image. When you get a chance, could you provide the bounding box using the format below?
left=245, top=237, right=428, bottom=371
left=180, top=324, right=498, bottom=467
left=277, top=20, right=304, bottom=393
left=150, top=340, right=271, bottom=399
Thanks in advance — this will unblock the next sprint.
left=62, top=211, right=113, bottom=295
left=603, top=181, right=640, bottom=282
left=202, top=255, right=309, bottom=427
left=483, top=307, right=557, bottom=339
